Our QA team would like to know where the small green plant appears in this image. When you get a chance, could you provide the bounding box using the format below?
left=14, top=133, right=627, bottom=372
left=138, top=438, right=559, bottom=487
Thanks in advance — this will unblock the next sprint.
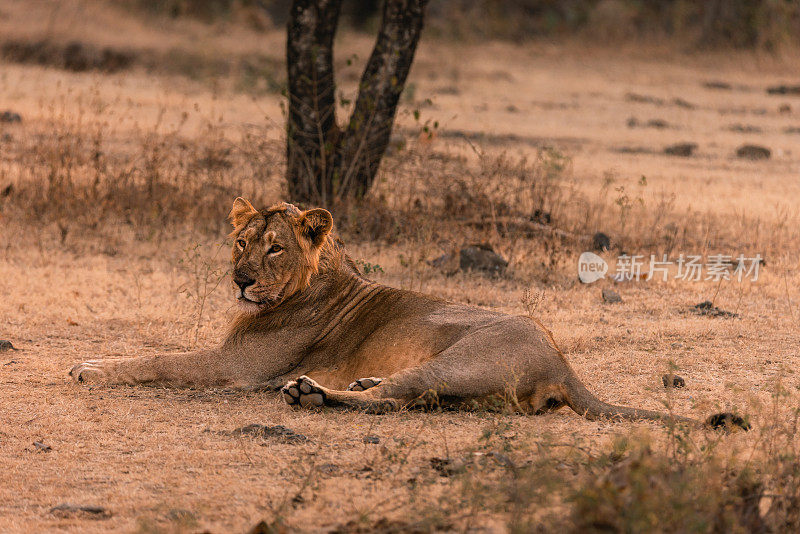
left=355, top=259, right=384, bottom=275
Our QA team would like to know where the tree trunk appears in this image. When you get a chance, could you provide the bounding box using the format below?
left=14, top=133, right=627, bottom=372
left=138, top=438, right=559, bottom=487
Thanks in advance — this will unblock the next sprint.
left=286, top=0, right=343, bottom=203
left=286, top=0, right=428, bottom=205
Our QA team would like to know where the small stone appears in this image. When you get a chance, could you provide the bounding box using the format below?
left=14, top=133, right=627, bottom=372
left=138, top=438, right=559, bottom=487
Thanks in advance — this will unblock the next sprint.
left=704, top=81, right=732, bottom=90
left=727, top=124, right=762, bottom=133
left=779, top=104, right=792, bottom=114
left=232, top=424, right=309, bottom=443
left=459, top=245, right=508, bottom=275
left=767, top=85, right=800, bottom=95
left=691, top=301, right=738, bottom=318
left=625, top=93, right=664, bottom=105
left=662, top=374, right=685, bottom=388
left=706, top=412, right=750, bottom=431
left=615, top=146, right=652, bottom=154
left=602, top=289, right=622, bottom=303
left=627, top=117, right=669, bottom=129
left=672, top=98, right=696, bottom=109
left=592, top=232, right=611, bottom=252
left=50, top=504, right=110, bottom=519
left=646, top=119, right=669, bottom=129
left=362, top=435, right=380, bottom=444
left=317, top=463, right=340, bottom=475
left=0, top=340, right=18, bottom=351
left=664, top=143, right=697, bottom=157
left=0, top=111, right=21, bottom=123
left=736, top=144, right=771, bottom=160
left=33, top=441, right=51, bottom=452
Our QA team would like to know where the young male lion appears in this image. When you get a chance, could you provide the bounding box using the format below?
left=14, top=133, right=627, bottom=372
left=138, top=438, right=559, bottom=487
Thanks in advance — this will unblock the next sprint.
left=70, top=198, right=735, bottom=427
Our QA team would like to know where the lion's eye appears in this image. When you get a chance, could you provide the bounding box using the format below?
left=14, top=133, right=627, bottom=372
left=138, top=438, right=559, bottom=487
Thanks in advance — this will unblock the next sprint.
left=236, top=239, right=247, bottom=249
left=268, top=244, right=282, bottom=254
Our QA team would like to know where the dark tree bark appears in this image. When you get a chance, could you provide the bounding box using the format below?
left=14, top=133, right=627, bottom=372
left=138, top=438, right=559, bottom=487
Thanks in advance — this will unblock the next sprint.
left=286, top=0, right=428, bottom=204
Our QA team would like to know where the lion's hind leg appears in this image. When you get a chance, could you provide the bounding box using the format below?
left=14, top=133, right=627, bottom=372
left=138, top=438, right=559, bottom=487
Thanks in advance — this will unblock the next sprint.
left=282, top=376, right=399, bottom=413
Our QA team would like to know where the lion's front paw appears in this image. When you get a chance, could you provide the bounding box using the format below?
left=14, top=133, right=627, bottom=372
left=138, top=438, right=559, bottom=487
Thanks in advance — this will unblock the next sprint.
left=69, top=360, right=109, bottom=384
left=346, top=377, right=383, bottom=391
left=282, top=376, right=326, bottom=408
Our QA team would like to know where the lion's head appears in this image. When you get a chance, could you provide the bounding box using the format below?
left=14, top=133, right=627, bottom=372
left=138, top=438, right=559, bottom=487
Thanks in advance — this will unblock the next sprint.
left=228, top=197, right=334, bottom=314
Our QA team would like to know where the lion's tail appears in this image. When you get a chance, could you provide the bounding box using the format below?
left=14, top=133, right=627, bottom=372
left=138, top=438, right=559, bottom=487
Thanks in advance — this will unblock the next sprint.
left=562, top=372, right=700, bottom=426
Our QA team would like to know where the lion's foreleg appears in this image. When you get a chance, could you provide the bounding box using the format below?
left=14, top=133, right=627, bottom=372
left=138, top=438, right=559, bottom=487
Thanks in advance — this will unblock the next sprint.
left=69, top=349, right=231, bottom=387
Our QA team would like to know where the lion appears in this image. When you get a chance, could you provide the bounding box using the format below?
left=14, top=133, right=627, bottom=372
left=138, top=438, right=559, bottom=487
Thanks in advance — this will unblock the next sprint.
left=70, top=197, right=745, bottom=429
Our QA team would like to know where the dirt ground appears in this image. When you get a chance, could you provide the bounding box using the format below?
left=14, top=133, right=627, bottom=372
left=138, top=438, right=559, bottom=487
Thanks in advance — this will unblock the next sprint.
left=1, top=1, right=799, bottom=532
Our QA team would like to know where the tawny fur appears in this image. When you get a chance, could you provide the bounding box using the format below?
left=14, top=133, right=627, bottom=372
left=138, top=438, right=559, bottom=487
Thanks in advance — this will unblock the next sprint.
left=71, top=198, right=702, bottom=426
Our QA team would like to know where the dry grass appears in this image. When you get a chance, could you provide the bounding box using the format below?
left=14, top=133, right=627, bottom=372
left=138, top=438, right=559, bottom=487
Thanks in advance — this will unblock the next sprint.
left=1, top=1, right=800, bottom=532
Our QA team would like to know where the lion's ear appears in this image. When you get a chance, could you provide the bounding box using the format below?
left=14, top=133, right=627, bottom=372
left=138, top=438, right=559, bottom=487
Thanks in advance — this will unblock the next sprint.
left=298, top=208, right=333, bottom=248
left=229, top=197, right=257, bottom=227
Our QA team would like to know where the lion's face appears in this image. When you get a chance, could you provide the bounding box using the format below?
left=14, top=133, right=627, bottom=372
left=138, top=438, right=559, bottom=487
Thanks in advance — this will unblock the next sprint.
left=228, top=197, right=333, bottom=314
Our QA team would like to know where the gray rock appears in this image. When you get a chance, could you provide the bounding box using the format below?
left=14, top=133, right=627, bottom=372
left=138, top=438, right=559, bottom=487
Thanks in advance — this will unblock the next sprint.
left=672, top=98, right=696, bottom=109
left=767, top=85, right=800, bottom=95
left=704, top=81, right=732, bottom=90
left=625, top=93, right=664, bottom=105
left=736, top=144, right=771, bottom=160
left=706, top=412, right=750, bottom=431
left=627, top=117, right=669, bottom=129
left=646, top=119, right=669, bottom=129
left=459, top=245, right=508, bottom=275
left=602, top=289, right=622, bottom=303
left=592, top=232, right=611, bottom=252
left=0, top=340, right=18, bottom=351
left=362, top=435, right=380, bottom=444
left=727, top=124, right=762, bottom=133
left=50, top=503, right=110, bottom=519
left=691, top=301, right=738, bottom=318
left=662, top=374, right=685, bottom=388
left=0, top=111, right=21, bottom=123
left=664, top=142, right=697, bottom=157
left=232, top=424, right=309, bottom=443
left=615, top=146, right=652, bottom=154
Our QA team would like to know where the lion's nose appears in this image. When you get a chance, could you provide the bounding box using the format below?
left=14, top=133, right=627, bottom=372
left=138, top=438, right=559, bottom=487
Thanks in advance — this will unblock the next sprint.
left=234, top=272, right=256, bottom=292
